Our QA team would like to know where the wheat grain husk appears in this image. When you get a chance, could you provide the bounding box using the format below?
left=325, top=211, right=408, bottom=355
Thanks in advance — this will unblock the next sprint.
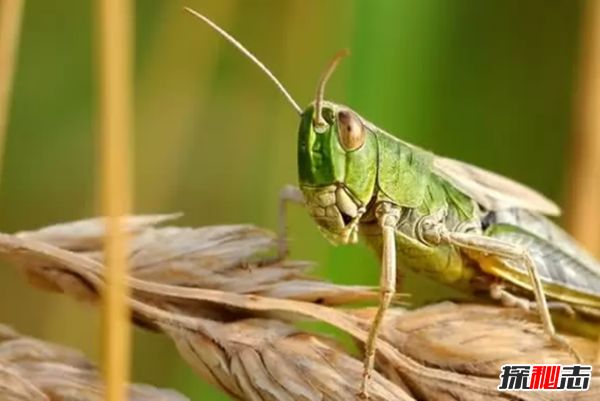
left=0, top=214, right=598, bottom=400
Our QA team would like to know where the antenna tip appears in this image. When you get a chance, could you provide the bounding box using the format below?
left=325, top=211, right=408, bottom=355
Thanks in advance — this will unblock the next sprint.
left=327, top=48, right=351, bottom=70
left=332, top=48, right=351, bottom=61
left=184, top=7, right=202, bottom=19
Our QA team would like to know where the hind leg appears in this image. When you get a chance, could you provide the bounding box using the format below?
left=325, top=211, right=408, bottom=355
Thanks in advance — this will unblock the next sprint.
left=419, top=222, right=582, bottom=364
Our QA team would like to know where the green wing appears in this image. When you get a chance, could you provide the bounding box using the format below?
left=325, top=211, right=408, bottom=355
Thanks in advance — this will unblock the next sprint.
left=484, top=208, right=600, bottom=301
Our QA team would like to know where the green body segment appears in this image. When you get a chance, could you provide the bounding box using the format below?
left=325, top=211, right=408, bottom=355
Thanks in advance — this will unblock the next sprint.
left=374, top=130, right=434, bottom=209
left=297, top=101, right=481, bottom=289
left=296, top=101, right=600, bottom=324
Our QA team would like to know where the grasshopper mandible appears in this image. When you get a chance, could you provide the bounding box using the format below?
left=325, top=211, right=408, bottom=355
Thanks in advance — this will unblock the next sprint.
left=185, top=7, right=600, bottom=399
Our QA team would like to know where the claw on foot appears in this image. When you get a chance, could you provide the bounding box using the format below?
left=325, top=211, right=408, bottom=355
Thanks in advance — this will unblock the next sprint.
left=546, top=302, right=576, bottom=318
left=391, top=292, right=411, bottom=307
left=239, top=260, right=254, bottom=272
left=277, top=239, right=290, bottom=261
left=550, top=333, right=583, bottom=364
left=240, top=252, right=287, bottom=272
left=357, top=372, right=371, bottom=400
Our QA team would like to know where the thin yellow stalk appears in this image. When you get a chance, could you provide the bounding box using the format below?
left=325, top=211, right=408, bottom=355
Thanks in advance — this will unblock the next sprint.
left=0, top=0, right=25, bottom=195
left=97, top=0, right=134, bottom=400
left=565, top=0, right=600, bottom=258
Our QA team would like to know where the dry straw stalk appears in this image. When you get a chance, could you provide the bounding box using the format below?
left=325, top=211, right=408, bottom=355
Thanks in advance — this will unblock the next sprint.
left=0, top=214, right=599, bottom=400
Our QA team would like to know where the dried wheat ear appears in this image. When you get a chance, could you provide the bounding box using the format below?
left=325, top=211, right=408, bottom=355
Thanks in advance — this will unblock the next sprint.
left=0, top=214, right=598, bottom=401
left=0, top=322, right=189, bottom=401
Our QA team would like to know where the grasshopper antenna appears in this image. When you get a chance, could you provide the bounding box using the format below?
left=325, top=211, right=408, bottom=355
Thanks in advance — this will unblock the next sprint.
left=313, top=49, right=350, bottom=130
left=184, top=7, right=302, bottom=115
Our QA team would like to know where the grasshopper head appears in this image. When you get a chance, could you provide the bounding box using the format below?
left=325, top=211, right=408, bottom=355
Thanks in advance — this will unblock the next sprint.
left=297, top=100, right=378, bottom=244
left=184, top=9, right=375, bottom=244
left=298, top=101, right=370, bottom=187
left=295, top=51, right=379, bottom=245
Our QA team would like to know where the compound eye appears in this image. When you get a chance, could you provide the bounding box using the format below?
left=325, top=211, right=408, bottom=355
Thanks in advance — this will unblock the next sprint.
left=337, top=110, right=365, bottom=151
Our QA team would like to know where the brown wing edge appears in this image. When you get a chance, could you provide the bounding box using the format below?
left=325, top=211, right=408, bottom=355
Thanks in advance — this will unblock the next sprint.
left=433, top=156, right=561, bottom=216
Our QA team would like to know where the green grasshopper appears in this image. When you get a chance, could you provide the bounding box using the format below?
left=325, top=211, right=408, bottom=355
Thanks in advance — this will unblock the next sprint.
left=186, top=7, right=600, bottom=398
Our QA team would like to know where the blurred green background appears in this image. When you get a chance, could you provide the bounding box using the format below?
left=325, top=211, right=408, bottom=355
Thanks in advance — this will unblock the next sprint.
left=0, top=0, right=586, bottom=400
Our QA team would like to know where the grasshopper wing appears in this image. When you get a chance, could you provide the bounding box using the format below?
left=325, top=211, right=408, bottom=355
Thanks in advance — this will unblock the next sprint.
left=433, top=156, right=561, bottom=216
left=483, top=209, right=600, bottom=307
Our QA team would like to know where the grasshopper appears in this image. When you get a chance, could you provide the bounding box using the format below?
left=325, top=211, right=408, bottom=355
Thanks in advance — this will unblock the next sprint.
left=186, top=7, right=600, bottom=398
